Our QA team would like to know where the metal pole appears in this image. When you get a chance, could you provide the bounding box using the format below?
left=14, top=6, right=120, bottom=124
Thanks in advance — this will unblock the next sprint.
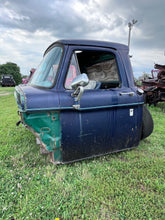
left=128, top=22, right=132, bottom=50
left=128, top=19, right=137, bottom=51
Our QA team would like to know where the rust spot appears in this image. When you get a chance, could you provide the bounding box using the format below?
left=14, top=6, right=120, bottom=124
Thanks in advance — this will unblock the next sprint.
left=52, top=116, right=56, bottom=121
left=41, top=127, right=51, bottom=134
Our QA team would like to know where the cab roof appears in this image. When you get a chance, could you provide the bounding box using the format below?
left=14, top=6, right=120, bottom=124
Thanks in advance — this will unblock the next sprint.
left=44, top=39, right=128, bottom=55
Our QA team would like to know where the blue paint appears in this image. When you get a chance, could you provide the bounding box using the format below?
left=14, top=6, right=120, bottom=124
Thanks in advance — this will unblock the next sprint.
left=14, top=39, right=150, bottom=164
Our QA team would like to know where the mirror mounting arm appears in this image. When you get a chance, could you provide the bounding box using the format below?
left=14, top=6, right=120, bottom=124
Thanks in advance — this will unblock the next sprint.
left=71, top=86, right=84, bottom=102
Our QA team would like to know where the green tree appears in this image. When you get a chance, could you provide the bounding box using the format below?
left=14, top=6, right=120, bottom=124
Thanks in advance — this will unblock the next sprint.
left=141, top=72, right=150, bottom=80
left=0, top=62, right=22, bottom=85
left=134, top=77, right=142, bottom=87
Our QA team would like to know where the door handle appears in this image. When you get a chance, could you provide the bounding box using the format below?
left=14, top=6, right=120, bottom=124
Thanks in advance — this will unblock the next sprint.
left=119, top=92, right=134, bottom=96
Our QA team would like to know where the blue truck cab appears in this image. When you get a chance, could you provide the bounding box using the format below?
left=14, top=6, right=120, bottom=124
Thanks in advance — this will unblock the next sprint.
left=15, top=40, right=153, bottom=164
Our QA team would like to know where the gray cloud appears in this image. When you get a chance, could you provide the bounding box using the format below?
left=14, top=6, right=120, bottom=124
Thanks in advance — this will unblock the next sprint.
left=0, top=0, right=87, bottom=36
left=0, top=0, right=126, bottom=38
left=0, top=0, right=165, bottom=76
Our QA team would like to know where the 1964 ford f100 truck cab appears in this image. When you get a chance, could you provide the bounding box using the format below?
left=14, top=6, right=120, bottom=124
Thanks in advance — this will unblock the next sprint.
left=15, top=40, right=153, bottom=164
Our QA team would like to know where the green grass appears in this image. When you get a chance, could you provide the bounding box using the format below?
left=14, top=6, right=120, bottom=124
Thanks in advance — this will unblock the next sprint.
left=0, top=88, right=165, bottom=220
left=0, top=86, right=15, bottom=93
left=157, top=102, right=165, bottom=112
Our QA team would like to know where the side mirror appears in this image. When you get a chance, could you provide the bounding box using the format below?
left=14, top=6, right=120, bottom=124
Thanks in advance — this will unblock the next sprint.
left=71, top=73, right=89, bottom=90
left=71, top=73, right=89, bottom=102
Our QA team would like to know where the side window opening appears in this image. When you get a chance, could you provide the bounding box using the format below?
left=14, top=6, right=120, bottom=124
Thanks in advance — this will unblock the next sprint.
left=65, top=50, right=121, bottom=90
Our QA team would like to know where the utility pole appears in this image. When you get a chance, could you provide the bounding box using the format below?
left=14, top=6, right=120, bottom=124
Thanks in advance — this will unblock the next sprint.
left=128, top=19, right=138, bottom=51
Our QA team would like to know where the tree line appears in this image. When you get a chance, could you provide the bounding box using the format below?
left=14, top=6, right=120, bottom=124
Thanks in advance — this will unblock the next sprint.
left=0, top=62, right=22, bottom=85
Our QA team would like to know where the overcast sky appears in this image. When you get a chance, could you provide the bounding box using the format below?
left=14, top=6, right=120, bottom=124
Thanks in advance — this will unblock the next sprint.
left=0, top=0, right=165, bottom=78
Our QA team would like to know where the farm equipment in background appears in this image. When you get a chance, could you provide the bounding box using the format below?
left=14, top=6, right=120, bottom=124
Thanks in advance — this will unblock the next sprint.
left=0, top=75, right=16, bottom=87
left=142, top=64, right=165, bottom=106
left=22, top=68, right=36, bottom=84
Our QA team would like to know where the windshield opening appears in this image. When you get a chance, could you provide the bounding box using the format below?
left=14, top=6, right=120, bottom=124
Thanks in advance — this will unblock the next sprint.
left=29, top=46, right=63, bottom=88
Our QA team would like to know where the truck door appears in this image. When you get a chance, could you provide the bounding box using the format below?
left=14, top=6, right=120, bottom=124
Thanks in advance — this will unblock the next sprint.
left=59, top=46, right=142, bottom=162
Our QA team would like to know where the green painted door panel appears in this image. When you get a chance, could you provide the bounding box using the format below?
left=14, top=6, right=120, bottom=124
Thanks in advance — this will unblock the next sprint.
left=22, top=111, right=62, bottom=162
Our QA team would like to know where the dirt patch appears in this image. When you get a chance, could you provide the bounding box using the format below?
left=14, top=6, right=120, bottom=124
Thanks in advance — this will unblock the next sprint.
left=0, top=92, right=13, bottom=96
